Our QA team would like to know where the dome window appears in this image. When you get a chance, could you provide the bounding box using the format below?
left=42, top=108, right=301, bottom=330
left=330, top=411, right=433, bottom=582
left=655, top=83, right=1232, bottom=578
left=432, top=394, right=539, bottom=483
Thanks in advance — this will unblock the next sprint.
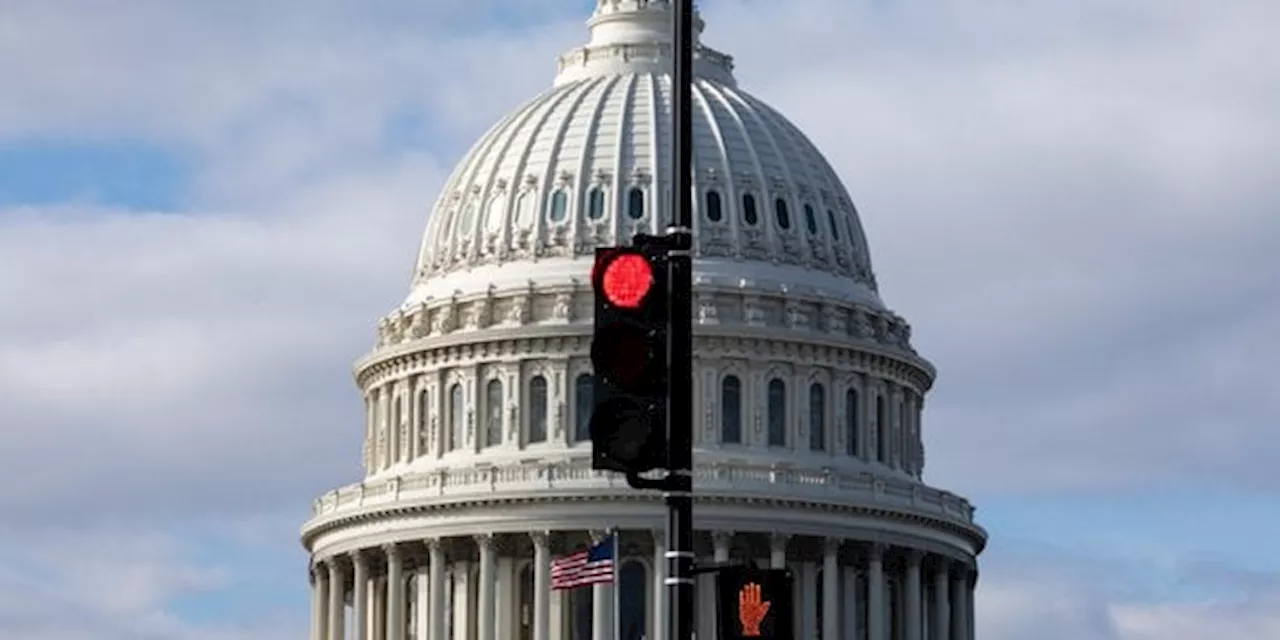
left=456, top=203, right=478, bottom=238
left=484, top=196, right=507, bottom=233
left=448, top=383, right=464, bottom=452
left=549, top=190, right=569, bottom=223
left=721, top=375, right=742, bottom=444
left=741, top=193, right=758, bottom=226
left=705, top=190, right=723, bottom=222
left=774, top=198, right=791, bottom=230
left=587, top=188, right=606, bottom=221
left=514, top=192, right=536, bottom=227
left=767, top=378, right=787, bottom=447
left=573, top=373, right=593, bottom=442
left=627, top=187, right=646, bottom=220
left=529, top=375, right=548, bottom=444
left=827, top=209, right=840, bottom=241
left=485, top=379, right=503, bottom=447
left=845, top=388, right=859, bottom=456
left=876, top=394, right=887, bottom=462
left=809, top=382, right=826, bottom=451
left=804, top=204, right=818, bottom=235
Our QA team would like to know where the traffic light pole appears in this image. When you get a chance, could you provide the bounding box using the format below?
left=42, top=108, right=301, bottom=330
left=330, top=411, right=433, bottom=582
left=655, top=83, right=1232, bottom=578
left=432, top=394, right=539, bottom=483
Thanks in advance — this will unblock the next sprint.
left=666, top=3, right=696, bottom=640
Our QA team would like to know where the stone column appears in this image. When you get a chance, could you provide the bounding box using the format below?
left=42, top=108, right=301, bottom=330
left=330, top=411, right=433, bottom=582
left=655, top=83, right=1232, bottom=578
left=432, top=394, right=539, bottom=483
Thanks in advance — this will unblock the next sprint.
left=312, top=564, right=330, bottom=640
left=867, top=544, right=885, bottom=640
left=327, top=560, right=346, bottom=640
left=822, top=540, right=839, bottom=640
left=933, top=560, right=950, bottom=640
left=453, top=562, right=473, bottom=640
left=651, top=530, right=667, bottom=640
left=769, top=533, right=789, bottom=569
left=477, top=535, right=497, bottom=640
left=591, top=531, right=614, bottom=640
left=386, top=544, right=406, bottom=640
left=531, top=532, right=551, bottom=640
left=799, top=562, right=816, bottom=640
left=428, top=539, right=447, bottom=640
left=373, top=579, right=387, bottom=640
left=351, top=552, right=369, bottom=640
left=841, top=566, right=858, bottom=640
left=950, top=569, right=968, bottom=640
left=415, top=564, right=431, bottom=640
left=709, top=532, right=732, bottom=640
left=496, top=557, right=516, bottom=640
left=967, top=570, right=977, bottom=640
left=905, top=552, right=922, bottom=640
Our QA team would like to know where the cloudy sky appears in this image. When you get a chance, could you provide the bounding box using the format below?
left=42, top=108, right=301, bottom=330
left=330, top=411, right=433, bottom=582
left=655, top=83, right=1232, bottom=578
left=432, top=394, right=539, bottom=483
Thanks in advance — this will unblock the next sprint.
left=1, top=0, right=1277, bottom=637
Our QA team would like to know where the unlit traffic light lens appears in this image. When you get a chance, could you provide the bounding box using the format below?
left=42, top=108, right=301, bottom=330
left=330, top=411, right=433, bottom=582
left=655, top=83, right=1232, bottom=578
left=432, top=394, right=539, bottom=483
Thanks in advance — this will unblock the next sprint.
left=601, top=253, right=654, bottom=309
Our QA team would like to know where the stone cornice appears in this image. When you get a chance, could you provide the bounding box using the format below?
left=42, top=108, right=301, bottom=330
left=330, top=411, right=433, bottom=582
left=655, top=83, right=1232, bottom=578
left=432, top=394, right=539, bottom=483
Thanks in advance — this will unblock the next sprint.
left=301, top=459, right=985, bottom=552
left=355, top=322, right=934, bottom=394
left=301, top=492, right=987, bottom=561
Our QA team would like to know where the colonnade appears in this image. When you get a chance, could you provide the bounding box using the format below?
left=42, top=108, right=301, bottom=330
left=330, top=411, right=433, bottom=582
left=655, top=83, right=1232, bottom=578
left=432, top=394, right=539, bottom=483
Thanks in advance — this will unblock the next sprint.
left=309, top=530, right=976, bottom=640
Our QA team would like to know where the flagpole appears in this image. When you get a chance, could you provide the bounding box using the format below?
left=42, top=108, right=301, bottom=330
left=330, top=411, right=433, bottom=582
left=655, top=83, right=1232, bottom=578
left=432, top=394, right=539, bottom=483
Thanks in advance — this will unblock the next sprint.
left=613, top=528, right=622, bottom=640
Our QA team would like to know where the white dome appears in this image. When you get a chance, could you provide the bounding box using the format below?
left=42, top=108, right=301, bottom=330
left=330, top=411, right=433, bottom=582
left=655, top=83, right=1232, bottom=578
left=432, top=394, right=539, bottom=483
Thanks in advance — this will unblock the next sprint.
left=301, top=6, right=984, bottom=639
left=409, top=0, right=880, bottom=309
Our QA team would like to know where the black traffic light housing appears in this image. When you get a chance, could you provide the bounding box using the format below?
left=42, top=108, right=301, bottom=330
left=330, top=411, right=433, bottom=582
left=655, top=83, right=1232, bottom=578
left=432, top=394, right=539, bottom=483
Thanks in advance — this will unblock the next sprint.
left=588, top=239, right=669, bottom=474
left=716, top=568, right=794, bottom=640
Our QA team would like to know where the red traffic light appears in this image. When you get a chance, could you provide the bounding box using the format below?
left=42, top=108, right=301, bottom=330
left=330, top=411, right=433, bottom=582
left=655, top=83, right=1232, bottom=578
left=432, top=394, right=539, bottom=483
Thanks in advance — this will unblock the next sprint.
left=600, top=252, right=654, bottom=309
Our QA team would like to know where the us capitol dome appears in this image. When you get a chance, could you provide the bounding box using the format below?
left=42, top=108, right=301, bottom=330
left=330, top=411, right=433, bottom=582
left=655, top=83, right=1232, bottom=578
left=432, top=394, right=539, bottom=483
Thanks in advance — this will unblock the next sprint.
left=301, top=1, right=986, bottom=639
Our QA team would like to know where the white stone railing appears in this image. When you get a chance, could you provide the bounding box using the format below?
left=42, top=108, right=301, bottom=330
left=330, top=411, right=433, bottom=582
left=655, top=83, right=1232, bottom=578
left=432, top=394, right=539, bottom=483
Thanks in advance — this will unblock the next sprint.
left=308, top=458, right=975, bottom=526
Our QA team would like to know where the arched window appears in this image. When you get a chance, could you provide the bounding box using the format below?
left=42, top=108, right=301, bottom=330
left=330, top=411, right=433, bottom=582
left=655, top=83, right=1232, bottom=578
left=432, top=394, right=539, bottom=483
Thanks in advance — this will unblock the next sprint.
left=549, top=190, right=568, bottom=222
left=809, top=382, right=826, bottom=451
left=448, top=383, right=463, bottom=451
left=827, top=209, right=840, bottom=241
left=627, top=187, right=645, bottom=219
left=568, top=587, right=592, bottom=640
left=418, top=390, right=430, bottom=455
left=876, top=394, right=887, bottom=462
left=774, top=198, right=791, bottom=230
left=587, top=187, right=605, bottom=220
left=845, top=389, right=859, bottom=456
left=392, top=394, right=402, bottom=455
left=804, top=204, right=818, bottom=234
left=898, top=396, right=908, bottom=466
left=529, top=375, right=548, bottom=443
left=456, top=202, right=478, bottom=237
left=485, top=379, right=503, bottom=447
left=574, top=373, right=593, bottom=442
left=619, top=561, right=649, bottom=640
left=518, top=564, right=534, bottom=640
left=742, top=193, right=758, bottom=225
left=515, top=191, right=536, bottom=227
left=721, top=375, right=742, bottom=444
left=484, top=195, right=506, bottom=233
left=767, top=379, right=787, bottom=447
left=705, top=190, right=723, bottom=222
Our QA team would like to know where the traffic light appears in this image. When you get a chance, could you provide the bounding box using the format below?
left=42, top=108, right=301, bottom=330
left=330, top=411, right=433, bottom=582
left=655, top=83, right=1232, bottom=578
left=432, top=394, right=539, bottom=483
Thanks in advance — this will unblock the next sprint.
left=716, top=568, right=794, bottom=640
left=588, top=241, right=669, bottom=474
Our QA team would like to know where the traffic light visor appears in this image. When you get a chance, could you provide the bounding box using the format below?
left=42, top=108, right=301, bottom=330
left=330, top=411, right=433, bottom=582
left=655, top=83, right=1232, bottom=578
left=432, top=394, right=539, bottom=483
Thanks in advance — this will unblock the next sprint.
left=598, top=252, right=654, bottom=309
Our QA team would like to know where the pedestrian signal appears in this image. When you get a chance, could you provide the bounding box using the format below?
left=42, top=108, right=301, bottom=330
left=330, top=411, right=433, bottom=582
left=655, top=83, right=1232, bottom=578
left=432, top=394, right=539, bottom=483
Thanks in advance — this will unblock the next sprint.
left=716, top=568, right=793, bottom=640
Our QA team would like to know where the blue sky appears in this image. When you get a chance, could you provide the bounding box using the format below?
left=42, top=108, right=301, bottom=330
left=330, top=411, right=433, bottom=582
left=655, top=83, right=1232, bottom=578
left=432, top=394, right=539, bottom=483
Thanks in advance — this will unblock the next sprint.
left=0, top=0, right=1277, bottom=638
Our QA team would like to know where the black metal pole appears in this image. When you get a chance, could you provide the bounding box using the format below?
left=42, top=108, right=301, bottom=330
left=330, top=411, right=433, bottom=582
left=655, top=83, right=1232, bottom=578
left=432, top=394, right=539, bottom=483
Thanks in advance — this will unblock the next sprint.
left=666, top=2, right=695, bottom=640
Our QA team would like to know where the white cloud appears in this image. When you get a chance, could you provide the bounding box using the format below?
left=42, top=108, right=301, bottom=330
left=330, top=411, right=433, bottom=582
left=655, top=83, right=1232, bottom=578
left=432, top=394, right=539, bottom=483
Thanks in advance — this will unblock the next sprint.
left=977, top=547, right=1280, bottom=640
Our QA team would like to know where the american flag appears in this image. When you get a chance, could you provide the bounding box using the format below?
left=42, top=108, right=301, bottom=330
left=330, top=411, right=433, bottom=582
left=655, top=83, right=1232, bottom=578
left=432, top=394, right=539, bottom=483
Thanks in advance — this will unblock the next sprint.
left=550, top=534, right=616, bottom=589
